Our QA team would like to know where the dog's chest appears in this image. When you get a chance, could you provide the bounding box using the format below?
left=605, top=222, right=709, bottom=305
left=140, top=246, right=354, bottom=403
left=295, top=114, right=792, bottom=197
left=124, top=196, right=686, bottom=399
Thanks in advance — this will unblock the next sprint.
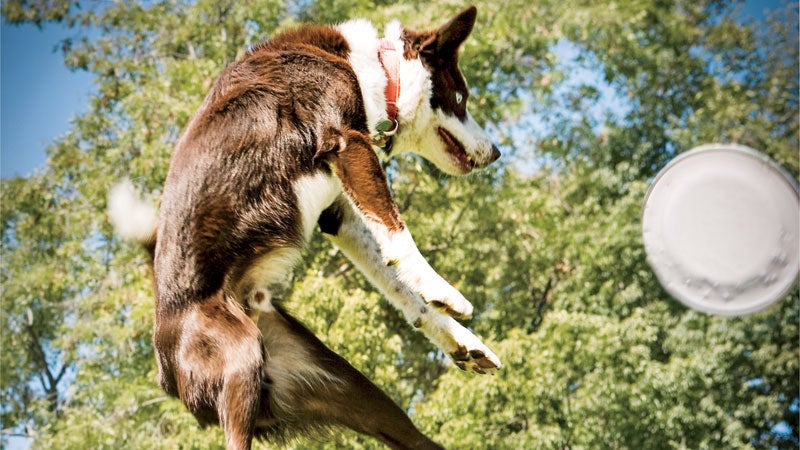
left=292, top=171, right=343, bottom=242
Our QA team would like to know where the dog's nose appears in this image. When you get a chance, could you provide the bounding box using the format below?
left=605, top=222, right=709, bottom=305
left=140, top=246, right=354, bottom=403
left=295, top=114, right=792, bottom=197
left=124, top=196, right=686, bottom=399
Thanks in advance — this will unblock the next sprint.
left=489, top=145, right=501, bottom=163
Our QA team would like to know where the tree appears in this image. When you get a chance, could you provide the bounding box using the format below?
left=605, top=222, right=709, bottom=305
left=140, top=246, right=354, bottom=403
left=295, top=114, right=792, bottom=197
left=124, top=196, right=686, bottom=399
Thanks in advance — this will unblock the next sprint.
left=1, top=175, right=75, bottom=438
left=2, top=0, right=797, bottom=448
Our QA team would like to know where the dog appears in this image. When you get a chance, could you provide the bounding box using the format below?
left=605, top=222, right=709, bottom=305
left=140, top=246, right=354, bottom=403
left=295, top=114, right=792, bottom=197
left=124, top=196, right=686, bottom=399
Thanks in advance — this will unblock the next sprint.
left=109, top=6, right=501, bottom=449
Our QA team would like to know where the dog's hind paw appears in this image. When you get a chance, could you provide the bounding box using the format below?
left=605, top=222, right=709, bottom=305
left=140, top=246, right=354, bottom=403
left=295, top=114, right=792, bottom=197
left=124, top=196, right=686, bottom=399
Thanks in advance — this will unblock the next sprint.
left=450, top=344, right=502, bottom=375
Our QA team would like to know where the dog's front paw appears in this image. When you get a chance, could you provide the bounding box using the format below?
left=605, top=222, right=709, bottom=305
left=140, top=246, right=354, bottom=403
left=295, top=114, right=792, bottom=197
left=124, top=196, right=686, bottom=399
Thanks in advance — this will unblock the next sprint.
left=450, top=344, right=502, bottom=375
left=419, top=283, right=473, bottom=320
left=448, top=330, right=502, bottom=375
left=419, top=289, right=473, bottom=320
left=417, top=305, right=502, bottom=375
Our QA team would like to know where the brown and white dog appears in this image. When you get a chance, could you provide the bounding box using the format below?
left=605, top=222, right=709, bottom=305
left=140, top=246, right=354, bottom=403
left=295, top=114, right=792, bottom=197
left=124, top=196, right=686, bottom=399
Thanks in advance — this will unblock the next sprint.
left=109, top=6, right=501, bottom=449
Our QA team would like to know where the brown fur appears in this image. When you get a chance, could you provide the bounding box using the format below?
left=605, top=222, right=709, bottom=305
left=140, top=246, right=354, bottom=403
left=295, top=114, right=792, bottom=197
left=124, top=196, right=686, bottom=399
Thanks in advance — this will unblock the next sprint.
left=150, top=21, right=441, bottom=450
left=139, top=7, right=492, bottom=449
left=325, top=129, right=405, bottom=232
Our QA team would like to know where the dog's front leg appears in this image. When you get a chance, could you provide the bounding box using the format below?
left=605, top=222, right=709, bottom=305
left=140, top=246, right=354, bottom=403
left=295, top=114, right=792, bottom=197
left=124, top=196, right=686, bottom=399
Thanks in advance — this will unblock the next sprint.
left=321, top=196, right=501, bottom=374
left=318, top=130, right=501, bottom=373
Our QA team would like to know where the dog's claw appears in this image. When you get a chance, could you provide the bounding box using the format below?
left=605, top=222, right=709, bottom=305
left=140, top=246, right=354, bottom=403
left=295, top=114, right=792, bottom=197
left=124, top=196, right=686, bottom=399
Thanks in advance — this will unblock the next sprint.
left=419, top=289, right=473, bottom=319
left=449, top=344, right=501, bottom=375
left=428, top=299, right=472, bottom=320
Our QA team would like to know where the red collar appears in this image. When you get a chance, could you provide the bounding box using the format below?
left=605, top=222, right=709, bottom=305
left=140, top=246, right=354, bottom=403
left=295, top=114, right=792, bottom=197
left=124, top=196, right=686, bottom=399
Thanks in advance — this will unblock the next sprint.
left=377, top=39, right=400, bottom=135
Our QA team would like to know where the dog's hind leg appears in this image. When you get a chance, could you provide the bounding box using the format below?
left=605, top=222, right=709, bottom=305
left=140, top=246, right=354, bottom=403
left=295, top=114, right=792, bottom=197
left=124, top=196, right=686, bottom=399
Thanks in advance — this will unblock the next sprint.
left=255, top=305, right=443, bottom=450
left=237, top=247, right=303, bottom=318
left=174, top=292, right=264, bottom=450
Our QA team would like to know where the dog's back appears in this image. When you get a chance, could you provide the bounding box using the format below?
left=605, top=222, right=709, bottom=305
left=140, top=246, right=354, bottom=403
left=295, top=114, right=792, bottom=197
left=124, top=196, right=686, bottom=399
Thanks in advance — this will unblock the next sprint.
left=155, top=25, right=366, bottom=311
left=112, top=7, right=501, bottom=449
left=153, top=24, right=372, bottom=443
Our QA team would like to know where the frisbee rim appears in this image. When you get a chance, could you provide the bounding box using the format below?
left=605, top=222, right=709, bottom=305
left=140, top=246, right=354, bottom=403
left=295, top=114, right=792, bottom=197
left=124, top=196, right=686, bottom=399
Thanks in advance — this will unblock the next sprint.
left=642, top=143, right=799, bottom=316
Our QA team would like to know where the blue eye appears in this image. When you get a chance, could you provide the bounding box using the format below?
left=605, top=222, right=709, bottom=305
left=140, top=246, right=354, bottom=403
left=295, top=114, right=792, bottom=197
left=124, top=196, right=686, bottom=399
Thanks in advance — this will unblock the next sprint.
left=455, top=92, right=463, bottom=104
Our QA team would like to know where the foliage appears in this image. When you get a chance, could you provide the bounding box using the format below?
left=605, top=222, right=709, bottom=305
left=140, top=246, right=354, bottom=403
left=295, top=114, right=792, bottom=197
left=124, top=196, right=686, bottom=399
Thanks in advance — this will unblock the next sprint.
left=1, top=0, right=797, bottom=448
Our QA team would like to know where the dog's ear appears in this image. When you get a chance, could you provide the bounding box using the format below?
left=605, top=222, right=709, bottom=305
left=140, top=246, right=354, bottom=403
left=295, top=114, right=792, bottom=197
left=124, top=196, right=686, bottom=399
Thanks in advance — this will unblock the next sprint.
left=421, top=5, right=477, bottom=57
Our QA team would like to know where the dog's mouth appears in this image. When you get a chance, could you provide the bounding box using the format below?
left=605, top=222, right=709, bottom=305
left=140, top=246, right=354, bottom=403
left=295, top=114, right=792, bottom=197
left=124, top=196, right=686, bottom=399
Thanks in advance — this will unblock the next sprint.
left=437, top=127, right=475, bottom=173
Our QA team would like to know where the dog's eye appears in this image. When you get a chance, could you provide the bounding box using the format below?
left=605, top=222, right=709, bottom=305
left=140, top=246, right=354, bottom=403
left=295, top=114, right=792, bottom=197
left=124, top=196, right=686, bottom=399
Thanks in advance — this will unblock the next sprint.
left=455, top=92, right=464, bottom=105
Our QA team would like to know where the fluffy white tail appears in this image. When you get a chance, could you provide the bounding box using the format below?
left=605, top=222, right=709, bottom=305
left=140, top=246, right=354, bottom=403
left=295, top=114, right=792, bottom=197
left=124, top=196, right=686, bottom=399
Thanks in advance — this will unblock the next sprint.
left=108, top=179, right=158, bottom=244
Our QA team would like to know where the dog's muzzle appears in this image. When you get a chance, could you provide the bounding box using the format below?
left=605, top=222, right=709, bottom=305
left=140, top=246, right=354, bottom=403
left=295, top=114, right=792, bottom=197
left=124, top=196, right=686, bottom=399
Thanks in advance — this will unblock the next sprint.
left=489, top=145, right=501, bottom=164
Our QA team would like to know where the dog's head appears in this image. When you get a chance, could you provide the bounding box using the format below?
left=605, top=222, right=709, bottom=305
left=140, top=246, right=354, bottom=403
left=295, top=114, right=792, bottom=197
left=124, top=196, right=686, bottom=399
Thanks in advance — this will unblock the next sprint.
left=391, top=6, right=500, bottom=175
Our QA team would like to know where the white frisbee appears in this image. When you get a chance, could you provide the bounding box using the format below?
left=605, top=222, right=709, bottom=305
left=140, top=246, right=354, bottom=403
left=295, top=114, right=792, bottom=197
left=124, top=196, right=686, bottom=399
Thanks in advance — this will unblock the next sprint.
left=642, top=144, right=799, bottom=316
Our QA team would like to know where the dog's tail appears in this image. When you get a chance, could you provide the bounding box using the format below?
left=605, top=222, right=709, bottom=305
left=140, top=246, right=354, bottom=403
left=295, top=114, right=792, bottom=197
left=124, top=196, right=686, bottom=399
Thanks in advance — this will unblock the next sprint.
left=108, top=179, right=158, bottom=261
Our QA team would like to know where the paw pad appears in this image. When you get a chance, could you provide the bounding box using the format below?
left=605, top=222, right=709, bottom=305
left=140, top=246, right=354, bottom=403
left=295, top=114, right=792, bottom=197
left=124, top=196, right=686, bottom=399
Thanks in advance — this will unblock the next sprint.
left=449, top=346, right=500, bottom=375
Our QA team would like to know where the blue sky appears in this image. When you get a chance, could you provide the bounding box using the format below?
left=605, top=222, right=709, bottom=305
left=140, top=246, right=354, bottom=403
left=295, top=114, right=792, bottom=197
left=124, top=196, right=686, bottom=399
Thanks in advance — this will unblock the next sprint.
left=0, top=2, right=793, bottom=449
left=1, top=22, right=93, bottom=178
left=0, top=1, right=788, bottom=180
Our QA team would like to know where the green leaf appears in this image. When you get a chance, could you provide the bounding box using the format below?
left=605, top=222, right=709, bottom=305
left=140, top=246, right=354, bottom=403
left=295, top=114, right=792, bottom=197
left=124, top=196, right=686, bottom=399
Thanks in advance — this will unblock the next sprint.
left=2, top=1, right=797, bottom=449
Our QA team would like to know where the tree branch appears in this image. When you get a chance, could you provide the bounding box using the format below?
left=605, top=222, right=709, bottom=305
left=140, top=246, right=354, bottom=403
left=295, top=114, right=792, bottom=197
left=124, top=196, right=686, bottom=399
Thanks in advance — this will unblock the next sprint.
left=0, top=429, right=32, bottom=438
left=139, top=396, right=170, bottom=409
left=399, top=178, right=419, bottom=213
left=23, top=309, right=63, bottom=413
left=53, top=363, right=68, bottom=385
left=527, top=276, right=554, bottom=333
left=25, top=316, right=55, bottom=390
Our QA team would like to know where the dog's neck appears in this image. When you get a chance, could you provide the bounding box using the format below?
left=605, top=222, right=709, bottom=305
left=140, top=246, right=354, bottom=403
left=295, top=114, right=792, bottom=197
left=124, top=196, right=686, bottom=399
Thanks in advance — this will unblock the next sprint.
left=336, top=20, right=392, bottom=138
left=336, top=20, right=438, bottom=155
left=377, top=39, right=400, bottom=133
left=337, top=19, right=420, bottom=149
